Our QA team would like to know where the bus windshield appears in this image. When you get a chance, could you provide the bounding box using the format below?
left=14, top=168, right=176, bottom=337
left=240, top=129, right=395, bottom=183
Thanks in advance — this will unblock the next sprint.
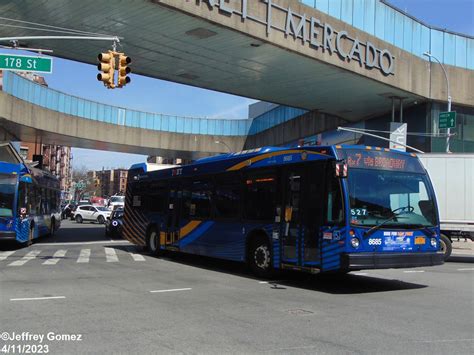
left=0, top=173, right=17, bottom=217
left=347, top=169, right=437, bottom=228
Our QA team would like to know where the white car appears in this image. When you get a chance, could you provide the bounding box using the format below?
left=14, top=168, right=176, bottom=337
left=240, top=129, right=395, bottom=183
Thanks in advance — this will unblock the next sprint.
left=73, top=205, right=111, bottom=224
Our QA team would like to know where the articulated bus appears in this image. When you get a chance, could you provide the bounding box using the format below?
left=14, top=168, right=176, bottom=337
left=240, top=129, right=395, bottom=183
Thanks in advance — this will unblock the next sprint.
left=0, top=148, right=61, bottom=245
left=123, top=145, right=444, bottom=276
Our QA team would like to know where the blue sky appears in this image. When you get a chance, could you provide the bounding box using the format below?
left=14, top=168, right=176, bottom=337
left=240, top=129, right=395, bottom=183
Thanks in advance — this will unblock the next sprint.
left=4, top=0, right=473, bottom=171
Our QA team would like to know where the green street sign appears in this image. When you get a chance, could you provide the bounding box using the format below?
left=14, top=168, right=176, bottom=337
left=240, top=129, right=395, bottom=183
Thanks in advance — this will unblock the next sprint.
left=439, top=111, right=456, bottom=129
left=0, top=53, right=53, bottom=74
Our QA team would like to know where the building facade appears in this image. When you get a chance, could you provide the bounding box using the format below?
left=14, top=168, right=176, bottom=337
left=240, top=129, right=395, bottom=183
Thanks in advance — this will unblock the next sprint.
left=90, top=169, right=128, bottom=197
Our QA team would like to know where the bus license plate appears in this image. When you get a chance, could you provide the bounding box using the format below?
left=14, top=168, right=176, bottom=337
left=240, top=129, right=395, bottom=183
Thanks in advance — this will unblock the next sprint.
left=415, top=237, right=425, bottom=245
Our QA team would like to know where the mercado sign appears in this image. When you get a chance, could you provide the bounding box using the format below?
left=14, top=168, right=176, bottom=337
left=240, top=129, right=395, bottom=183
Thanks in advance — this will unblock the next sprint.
left=196, top=0, right=395, bottom=76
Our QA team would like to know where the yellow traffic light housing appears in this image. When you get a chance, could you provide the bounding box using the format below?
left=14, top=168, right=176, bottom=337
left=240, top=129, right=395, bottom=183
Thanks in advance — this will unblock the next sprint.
left=117, top=54, right=131, bottom=87
left=97, top=51, right=115, bottom=89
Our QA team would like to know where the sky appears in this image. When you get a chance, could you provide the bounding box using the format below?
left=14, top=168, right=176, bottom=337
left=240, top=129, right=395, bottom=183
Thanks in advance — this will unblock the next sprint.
left=3, top=0, right=473, bottom=171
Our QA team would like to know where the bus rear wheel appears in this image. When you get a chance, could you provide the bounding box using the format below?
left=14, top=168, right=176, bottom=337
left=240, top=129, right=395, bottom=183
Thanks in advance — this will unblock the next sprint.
left=249, top=237, right=274, bottom=278
left=146, top=228, right=162, bottom=256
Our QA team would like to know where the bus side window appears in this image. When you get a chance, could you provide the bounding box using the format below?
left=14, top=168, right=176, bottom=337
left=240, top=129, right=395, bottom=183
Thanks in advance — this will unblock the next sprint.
left=326, top=171, right=344, bottom=225
left=243, top=171, right=276, bottom=221
left=190, top=179, right=212, bottom=219
left=214, top=173, right=241, bottom=219
left=18, top=182, right=28, bottom=212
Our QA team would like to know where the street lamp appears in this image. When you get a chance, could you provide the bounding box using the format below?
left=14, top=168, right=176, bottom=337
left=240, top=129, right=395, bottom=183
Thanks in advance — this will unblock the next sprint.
left=423, top=51, right=452, bottom=153
left=214, top=140, right=232, bottom=152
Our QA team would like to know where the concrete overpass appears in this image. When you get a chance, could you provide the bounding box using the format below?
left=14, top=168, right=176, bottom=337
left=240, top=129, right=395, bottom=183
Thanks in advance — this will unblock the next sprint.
left=0, top=71, right=248, bottom=159
left=0, top=0, right=473, bottom=156
left=0, top=0, right=472, bottom=122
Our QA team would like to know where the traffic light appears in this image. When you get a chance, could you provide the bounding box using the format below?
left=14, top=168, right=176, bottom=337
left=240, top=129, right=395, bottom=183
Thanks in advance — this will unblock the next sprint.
left=117, top=54, right=131, bottom=87
left=97, top=51, right=115, bottom=89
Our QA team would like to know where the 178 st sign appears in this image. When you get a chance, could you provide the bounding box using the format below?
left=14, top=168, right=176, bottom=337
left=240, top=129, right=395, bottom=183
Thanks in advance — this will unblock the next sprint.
left=196, top=0, right=395, bottom=76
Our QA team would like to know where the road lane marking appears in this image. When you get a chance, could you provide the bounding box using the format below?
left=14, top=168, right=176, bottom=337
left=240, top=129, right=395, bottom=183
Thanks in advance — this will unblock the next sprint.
left=457, top=268, right=474, bottom=271
left=77, top=249, right=90, bottom=263
left=8, top=250, right=41, bottom=266
left=403, top=270, right=425, bottom=273
left=37, top=240, right=128, bottom=246
left=10, top=296, right=66, bottom=302
left=149, top=288, right=192, bottom=293
left=353, top=272, right=369, bottom=276
left=105, top=247, right=118, bottom=262
left=42, top=249, right=67, bottom=265
left=0, top=251, right=16, bottom=261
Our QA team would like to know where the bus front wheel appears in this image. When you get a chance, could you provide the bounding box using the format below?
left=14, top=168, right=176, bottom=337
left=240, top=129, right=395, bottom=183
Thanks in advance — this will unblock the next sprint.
left=146, top=228, right=162, bottom=256
left=439, top=233, right=452, bottom=261
left=249, top=237, right=274, bottom=278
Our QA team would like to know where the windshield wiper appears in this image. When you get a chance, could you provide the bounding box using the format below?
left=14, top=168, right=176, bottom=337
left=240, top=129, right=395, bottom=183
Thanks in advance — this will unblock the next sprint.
left=364, top=207, right=412, bottom=237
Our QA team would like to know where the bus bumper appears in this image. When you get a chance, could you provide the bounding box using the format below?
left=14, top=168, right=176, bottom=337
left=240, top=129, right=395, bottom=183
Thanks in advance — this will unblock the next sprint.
left=0, top=231, right=16, bottom=241
left=341, top=252, right=444, bottom=270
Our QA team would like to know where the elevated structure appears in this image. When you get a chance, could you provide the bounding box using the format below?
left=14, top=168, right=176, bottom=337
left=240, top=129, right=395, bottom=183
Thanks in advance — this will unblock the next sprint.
left=0, top=0, right=472, bottom=155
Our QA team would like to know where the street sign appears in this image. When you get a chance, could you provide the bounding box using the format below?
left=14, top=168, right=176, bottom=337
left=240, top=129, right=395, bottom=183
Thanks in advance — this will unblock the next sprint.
left=439, top=111, right=456, bottom=129
left=0, top=53, right=53, bottom=74
left=389, top=122, right=407, bottom=152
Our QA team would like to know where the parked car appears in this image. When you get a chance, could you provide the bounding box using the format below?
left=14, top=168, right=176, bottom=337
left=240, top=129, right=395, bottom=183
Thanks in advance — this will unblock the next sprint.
left=105, top=207, right=124, bottom=238
left=73, top=205, right=112, bottom=224
left=61, top=203, right=76, bottom=220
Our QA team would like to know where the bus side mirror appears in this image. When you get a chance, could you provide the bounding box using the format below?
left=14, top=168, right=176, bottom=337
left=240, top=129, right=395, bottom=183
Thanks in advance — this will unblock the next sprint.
left=334, top=161, right=348, bottom=178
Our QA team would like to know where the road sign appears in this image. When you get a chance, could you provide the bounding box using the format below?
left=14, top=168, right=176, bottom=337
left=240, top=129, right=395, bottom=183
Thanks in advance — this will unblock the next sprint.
left=0, top=53, right=53, bottom=74
left=389, top=122, right=407, bottom=152
left=439, top=111, right=456, bottom=129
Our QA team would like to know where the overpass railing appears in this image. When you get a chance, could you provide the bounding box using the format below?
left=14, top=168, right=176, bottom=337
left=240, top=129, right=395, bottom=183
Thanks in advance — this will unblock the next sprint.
left=2, top=71, right=251, bottom=137
left=2, top=71, right=310, bottom=137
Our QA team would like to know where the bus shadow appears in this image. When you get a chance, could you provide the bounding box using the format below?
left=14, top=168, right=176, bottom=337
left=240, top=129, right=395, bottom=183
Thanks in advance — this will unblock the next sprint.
left=145, top=251, right=428, bottom=294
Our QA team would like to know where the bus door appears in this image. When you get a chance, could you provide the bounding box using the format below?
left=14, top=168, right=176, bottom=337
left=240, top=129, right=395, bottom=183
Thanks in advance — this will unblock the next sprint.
left=165, top=187, right=182, bottom=246
left=280, top=163, right=324, bottom=268
left=281, top=166, right=305, bottom=266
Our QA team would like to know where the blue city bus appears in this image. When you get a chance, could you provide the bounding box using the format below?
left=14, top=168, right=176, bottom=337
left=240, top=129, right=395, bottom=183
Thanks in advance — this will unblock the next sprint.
left=123, top=145, right=443, bottom=276
left=0, top=150, right=61, bottom=244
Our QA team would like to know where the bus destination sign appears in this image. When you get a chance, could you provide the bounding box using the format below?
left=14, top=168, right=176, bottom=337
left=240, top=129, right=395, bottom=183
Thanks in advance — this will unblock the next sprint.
left=340, top=149, right=424, bottom=173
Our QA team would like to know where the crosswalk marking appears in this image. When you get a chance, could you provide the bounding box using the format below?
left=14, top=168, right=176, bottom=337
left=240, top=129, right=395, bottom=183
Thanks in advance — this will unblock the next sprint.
left=8, top=250, right=42, bottom=266
left=42, top=249, right=67, bottom=265
left=0, top=250, right=16, bottom=261
left=77, top=249, right=90, bottom=263
left=105, top=247, right=118, bottom=262
left=127, top=247, right=146, bottom=261
left=1, top=248, right=147, bottom=265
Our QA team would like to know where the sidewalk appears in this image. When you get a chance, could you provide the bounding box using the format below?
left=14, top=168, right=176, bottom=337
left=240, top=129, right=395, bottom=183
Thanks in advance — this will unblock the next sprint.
left=449, top=239, right=474, bottom=262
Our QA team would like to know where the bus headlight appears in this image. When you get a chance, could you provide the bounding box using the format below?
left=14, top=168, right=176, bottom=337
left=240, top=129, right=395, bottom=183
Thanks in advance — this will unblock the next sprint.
left=430, top=238, right=437, bottom=248
left=350, top=237, right=360, bottom=248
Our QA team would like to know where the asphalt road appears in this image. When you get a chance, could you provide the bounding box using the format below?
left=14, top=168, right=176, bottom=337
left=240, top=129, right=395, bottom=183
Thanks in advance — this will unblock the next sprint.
left=0, top=220, right=473, bottom=354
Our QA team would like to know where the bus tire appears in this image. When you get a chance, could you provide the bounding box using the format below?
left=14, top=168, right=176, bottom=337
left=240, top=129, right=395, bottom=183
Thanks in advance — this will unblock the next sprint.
left=146, top=227, right=162, bottom=256
left=439, top=233, right=452, bottom=261
left=75, top=215, right=83, bottom=224
left=248, top=236, right=274, bottom=278
left=97, top=215, right=105, bottom=224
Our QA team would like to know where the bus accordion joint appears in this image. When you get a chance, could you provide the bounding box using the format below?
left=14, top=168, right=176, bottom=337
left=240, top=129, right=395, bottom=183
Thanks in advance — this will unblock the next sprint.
left=334, top=160, right=348, bottom=178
